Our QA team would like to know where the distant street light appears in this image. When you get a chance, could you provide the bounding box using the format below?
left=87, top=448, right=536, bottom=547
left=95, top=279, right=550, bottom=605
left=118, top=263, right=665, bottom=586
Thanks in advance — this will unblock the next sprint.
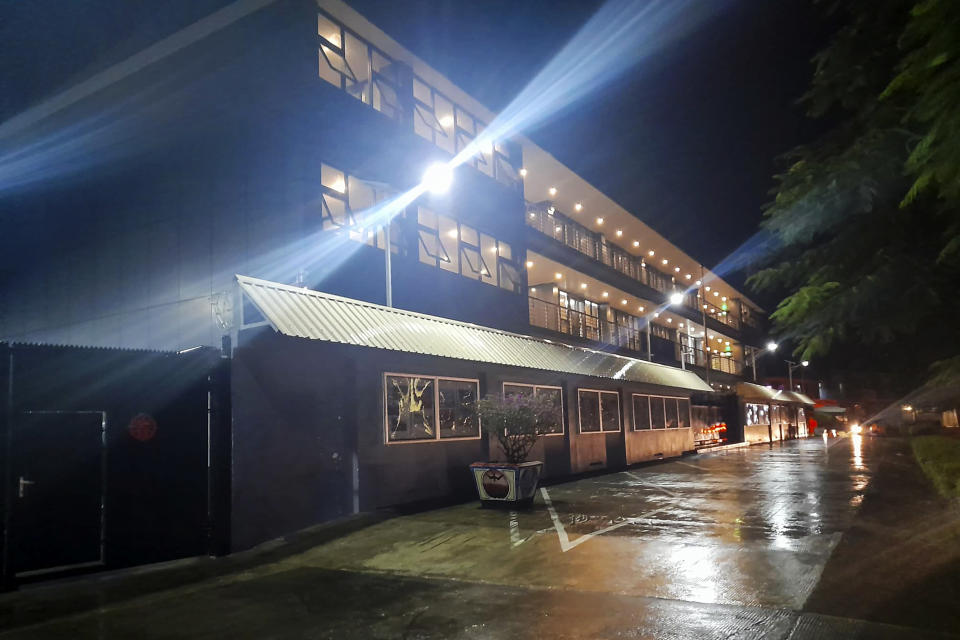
left=787, top=359, right=810, bottom=391
left=766, top=341, right=778, bottom=352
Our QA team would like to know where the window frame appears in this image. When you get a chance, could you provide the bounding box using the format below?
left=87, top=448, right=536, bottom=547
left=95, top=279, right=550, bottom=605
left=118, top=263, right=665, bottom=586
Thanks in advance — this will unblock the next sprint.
left=631, top=393, right=692, bottom=430
left=383, top=372, right=481, bottom=445
left=577, top=388, right=622, bottom=434
left=501, top=382, right=565, bottom=436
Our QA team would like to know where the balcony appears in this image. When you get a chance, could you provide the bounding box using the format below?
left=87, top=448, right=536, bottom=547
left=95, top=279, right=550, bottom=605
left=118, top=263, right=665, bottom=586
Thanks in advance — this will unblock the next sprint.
left=528, top=296, right=744, bottom=376
left=526, top=204, right=743, bottom=332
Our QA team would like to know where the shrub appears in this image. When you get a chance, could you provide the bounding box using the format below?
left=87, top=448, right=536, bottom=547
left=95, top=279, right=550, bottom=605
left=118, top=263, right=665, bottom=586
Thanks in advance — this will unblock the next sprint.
left=911, top=435, right=960, bottom=498
left=477, top=393, right=554, bottom=464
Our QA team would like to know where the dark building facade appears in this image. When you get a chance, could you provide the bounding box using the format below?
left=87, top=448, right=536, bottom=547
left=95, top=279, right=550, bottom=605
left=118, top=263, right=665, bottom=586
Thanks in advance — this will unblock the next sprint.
left=0, top=0, right=802, bottom=577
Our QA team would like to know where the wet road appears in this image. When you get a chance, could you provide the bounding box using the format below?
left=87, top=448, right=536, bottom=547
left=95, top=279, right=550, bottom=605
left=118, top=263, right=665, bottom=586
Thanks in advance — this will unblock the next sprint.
left=1, top=436, right=954, bottom=639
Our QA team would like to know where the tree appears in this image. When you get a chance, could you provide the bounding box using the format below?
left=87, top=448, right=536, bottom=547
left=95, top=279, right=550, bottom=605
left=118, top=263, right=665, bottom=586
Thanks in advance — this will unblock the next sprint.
left=750, top=0, right=960, bottom=385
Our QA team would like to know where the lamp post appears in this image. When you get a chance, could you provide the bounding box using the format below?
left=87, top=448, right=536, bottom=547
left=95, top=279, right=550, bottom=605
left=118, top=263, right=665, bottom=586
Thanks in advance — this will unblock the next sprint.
left=786, top=359, right=809, bottom=391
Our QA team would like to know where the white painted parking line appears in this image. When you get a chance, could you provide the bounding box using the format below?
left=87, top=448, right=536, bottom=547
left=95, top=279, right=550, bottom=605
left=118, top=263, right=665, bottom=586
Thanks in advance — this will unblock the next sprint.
left=508, top=510, right=523, bottom=547
left=623, top=470, right=680, bottom=498
left=540, top=487, right=660, bottom=553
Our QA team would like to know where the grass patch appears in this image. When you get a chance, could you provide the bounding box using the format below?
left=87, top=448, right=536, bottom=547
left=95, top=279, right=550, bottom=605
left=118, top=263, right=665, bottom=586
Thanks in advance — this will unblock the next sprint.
left=912, top=435, right=960, bottom=498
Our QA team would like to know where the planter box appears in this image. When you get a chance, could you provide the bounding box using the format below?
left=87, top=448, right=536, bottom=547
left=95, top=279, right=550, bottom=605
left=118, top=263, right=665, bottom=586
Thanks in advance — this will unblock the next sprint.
left=470, top=461, right=543, bottom=506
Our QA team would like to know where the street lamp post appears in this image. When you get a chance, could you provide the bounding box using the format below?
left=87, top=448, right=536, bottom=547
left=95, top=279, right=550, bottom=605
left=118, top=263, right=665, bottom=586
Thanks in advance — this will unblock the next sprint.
left=786, top=359, right=809, bottom=391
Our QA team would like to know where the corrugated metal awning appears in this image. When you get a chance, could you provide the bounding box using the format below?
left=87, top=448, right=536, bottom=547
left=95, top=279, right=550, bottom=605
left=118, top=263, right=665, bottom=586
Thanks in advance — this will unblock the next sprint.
left=237, top=275, right=713, bottom=392
left=736, top=383, right=815, bottom=405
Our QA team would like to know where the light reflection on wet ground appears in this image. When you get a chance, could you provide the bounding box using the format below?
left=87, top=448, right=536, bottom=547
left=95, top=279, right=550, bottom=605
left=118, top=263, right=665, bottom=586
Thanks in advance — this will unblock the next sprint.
left=7, top=435, right=937, bottom=639
left=269, top=436, right=876, bottom=610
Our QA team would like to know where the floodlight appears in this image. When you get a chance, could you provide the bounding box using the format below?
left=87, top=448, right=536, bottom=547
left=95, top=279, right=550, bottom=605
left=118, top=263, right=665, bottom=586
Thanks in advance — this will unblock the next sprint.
left=422, top=163, right=453, bottom=194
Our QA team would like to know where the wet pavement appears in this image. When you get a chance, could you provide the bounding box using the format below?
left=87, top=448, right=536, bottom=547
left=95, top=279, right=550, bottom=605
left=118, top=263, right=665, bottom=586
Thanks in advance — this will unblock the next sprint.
left=2, top=436, right=957, bottom=639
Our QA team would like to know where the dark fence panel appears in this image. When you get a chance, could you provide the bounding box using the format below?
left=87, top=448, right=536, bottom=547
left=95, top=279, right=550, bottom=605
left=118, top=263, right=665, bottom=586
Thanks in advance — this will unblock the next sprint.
left=0, top=343, right=228, bottom=588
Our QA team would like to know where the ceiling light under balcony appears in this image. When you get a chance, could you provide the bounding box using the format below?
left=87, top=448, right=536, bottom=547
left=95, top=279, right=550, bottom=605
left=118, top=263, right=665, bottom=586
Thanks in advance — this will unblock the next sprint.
left=526, top=261, right=534, bottom=268
left=685, top=274, right=692, bottom=279
left=615, top=229, right=623, bottom=237
left=574, top=203, right=582, bottom=211
left=519, top=168, right=528, bottom=177
left=549, top=187, right=557, bottom=196
left=602, top=291, right=609, bottom=298
left=648, top=250, right=655, bottom=257
left=669, top=292, right=684, bottom=305
left=638, top=306, right=644, bottom=312
left=555, top=272, right=562, bottom=280
left=662, top=259, right=668, bottom=265
left=633, top=240, right=640, bottom=247
left=596, top=217, right=604, bottom=225
left=581, top=283, right=587, bottom=289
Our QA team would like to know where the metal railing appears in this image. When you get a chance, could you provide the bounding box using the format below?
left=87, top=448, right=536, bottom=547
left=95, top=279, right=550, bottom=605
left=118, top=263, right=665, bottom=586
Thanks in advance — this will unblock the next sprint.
left=529, top=297, right=743, bottom=375
left=527, top=205, right=697, bottom=308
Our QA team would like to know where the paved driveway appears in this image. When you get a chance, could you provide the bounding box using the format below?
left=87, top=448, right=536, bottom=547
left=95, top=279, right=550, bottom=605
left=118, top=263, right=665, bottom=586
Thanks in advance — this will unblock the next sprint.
left=2, top=436, right=955, bottom=639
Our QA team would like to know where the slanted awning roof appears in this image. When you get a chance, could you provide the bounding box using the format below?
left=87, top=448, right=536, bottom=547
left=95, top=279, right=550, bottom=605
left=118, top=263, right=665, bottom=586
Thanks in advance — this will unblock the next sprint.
left=237, top=275, right=713, bottom=392
left=775, top=390, right=816, bottom=405
left=736, top=383, right=814, bottom=405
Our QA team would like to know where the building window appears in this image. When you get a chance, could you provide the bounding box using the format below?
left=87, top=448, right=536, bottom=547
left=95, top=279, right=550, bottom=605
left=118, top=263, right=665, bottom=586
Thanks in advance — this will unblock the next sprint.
left=745, top=403, right=770, bottom=426
left=650, top=396, right=666, bottom=429
left=578, top=389, right=621, bottom=433
left=438, top=378, right=480, bottom=439
left=318, top=12, right=399, bottom=119
left=632, top=394, right=651, bottom=430
left=319, top=162, right=394, bottom=251
left=416, top=206, right=520, bottom=292
left=385, top=373, right=480, bottom=444
left=635, top=394, right=691, bottom=430
left=503, top=383, right=564, bottom=435
left=677, top=398, right=691, bottom=429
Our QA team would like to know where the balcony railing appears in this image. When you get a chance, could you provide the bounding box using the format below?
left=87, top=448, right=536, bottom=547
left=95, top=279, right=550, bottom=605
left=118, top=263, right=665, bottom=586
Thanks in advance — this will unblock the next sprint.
left=527, top=204, right=746, bottom=331
left=528, top=297, right=743, bottom=375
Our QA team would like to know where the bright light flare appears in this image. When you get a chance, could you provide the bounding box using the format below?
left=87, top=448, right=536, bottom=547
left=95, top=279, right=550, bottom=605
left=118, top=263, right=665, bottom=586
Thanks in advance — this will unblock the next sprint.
left=422, top=162, right=453, bottom=194
left=766, top=341, right=778, bottom=352
left=669, top=292, right=683, bottom=305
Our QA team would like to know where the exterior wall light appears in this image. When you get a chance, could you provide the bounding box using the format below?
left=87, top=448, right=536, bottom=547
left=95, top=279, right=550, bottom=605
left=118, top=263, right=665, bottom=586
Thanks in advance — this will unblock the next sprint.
left=669, top=292, right=684, bottom=305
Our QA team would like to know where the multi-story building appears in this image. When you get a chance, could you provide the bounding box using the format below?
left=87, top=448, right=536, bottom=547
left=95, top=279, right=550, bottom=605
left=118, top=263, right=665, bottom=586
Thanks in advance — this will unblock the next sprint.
left=0, top=0, right=800, bottom=563
left=1, top=0, right=766, bottom=390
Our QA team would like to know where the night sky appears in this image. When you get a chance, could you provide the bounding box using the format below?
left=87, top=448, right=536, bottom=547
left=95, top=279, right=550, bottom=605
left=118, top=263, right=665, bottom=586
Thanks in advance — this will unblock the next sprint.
left=347, top=0, right=831, bottom=294
left=2, top=0, right=830, bottom=296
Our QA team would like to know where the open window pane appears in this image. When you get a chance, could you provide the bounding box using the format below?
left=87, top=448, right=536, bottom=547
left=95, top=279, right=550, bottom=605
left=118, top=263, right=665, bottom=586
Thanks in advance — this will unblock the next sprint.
left=650, top=396, right=666, bottom=429
left=600, top=392, right=621, bottom=432
left=578, top=390, right=601, bottom=433
left=386, top=375, right=435, bottom=442
left=438, top=379, right=479, bottom=439
left=633, top=395, right=651, bottom=430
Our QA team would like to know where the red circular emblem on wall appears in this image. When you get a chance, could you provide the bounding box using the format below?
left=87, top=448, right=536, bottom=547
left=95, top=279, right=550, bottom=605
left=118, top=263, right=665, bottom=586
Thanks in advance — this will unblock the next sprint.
left=128, top=413, right=157, bottom=442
